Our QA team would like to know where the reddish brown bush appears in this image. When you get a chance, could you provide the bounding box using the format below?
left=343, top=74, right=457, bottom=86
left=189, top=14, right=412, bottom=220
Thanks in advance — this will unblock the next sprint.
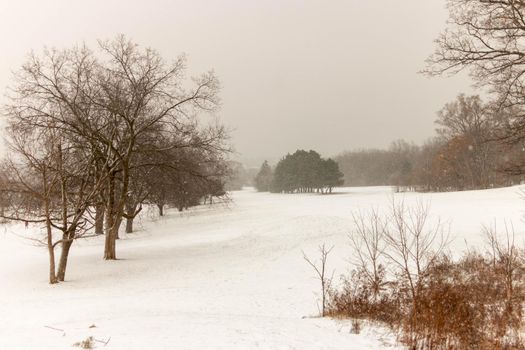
left=328, top=251, right=525, bottom=350
left=328, top=267, right=400, bottom=326
left=326, top=205, right=525, bottom=349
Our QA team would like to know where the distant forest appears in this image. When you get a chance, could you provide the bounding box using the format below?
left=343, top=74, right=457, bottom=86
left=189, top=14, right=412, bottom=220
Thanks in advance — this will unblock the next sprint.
left=335, top=94, right=524, bottom=192
left=232, top=94, right=525, bottom=193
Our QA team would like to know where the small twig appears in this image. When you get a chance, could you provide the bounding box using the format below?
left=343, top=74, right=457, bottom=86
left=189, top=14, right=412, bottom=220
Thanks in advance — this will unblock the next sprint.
left=94, top=337, right=111, bottom=346
left=44, top=325, right=64, bottom=332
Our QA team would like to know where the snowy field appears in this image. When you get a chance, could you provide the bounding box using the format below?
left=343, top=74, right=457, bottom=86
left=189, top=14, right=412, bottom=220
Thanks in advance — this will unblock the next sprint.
left=1, top=186, right=524, bottom=350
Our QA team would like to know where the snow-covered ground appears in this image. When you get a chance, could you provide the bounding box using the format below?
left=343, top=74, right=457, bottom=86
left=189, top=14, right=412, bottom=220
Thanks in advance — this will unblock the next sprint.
left=1, top=186, right=524, bottom=349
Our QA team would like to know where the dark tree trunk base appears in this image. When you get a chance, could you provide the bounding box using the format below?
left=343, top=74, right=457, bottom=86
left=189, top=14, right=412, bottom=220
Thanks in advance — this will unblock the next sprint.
left=57, top=239, right=73, bottom=281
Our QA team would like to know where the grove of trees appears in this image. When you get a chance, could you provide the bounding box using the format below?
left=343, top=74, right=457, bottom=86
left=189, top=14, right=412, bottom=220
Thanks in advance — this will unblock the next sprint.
left=255, top=150, right=344, bottom=194
left=0, top=36, right=231, bottom=284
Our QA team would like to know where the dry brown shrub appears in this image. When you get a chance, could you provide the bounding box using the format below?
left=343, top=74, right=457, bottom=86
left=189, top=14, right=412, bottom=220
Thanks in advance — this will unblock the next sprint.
left=326, top=205, right=525, bottom=349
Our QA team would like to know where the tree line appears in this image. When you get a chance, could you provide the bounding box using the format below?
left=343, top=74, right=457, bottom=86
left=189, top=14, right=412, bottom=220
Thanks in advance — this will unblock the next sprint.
left=255, top=150, right=344, bottom=194
left=423, top=0, right=525, bottom=188
left=336, top=94, right=524, bottom=192
left=0, top=36, right=231, bottom=284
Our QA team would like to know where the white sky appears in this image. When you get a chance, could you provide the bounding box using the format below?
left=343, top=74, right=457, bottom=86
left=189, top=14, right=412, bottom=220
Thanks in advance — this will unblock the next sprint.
left=0, top=0, right=472, bottom=166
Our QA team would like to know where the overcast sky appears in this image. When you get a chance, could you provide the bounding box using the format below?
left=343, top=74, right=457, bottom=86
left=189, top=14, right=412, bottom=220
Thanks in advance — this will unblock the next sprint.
left=0, top=0, right=472, bottom=166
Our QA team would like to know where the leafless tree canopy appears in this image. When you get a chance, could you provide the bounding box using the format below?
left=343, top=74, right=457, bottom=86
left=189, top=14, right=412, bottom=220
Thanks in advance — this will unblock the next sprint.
left=427, top=1, right=525, bottom=104
left=1, top=36, right=231, bottom=283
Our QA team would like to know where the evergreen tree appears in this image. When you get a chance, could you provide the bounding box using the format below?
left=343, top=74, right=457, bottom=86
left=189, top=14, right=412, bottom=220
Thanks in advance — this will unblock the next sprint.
left=318, top=158, right=344, bottom=193
left=254, top=161, right=273, bottom=192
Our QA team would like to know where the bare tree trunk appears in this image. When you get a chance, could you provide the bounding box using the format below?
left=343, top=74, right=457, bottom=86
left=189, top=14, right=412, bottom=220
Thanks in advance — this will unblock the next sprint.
left=57, top=237, right=73, bottom=281
left=104, top=232, right=116, bottom=260
left=104, top=163, right=129, bottom=259
left=113, top=216, right=123, bottom=240
left=56, top=144, right=73, bottom=282
left=158, top=204, right=164, bottom=216
left=44, top=193, right=57, bottom=284
left=95, top=202, right=105, bottom=235
left=46, top=219, right=57, bottom=284
left=124, top=202, right=137, bottom=233
left=104, top=214, right=116, bottom=259
left=104, top=173, right=117, bottom=260
left=125, top=217, right=133, bottom=233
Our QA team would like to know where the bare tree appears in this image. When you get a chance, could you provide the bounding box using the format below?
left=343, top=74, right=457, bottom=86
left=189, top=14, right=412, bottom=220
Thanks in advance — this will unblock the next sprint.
left=349, top=209, right=388, bottom=299
left=426, top=1, right=525, bottom=106
left=382, top=199, right=450, bottom=345
left=0, top=121, right=107, bottom=283
left=0, top=146, right=60, bottom=284
left=436, top=94, right=498, bottom=188
left=303, top=244, right=334, bottom=317
left=94, top=37, right=225, bottom=259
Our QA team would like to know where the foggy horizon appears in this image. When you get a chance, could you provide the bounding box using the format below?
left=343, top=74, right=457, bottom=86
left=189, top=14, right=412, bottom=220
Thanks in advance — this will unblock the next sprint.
left=3, top=2, right=525, bottom=349
left=0, top=0, right=472, bottom=166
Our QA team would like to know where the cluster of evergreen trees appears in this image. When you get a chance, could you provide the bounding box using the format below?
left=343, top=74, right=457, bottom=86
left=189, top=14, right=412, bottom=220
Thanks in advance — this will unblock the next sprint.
left=255, top=150, right=344, bottom=194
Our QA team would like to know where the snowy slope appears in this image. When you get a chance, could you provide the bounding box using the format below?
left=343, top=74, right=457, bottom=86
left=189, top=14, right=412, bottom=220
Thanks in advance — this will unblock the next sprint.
left=0, top=186, right=523, bottom=349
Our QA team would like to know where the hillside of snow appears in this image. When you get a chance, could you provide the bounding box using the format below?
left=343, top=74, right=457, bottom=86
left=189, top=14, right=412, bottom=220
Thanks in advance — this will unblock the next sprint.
left=1, top=186, right=524, bottom=349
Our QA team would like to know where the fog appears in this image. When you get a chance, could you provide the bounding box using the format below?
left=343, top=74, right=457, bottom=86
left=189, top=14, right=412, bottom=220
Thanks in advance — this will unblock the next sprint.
left=0, top=0, right=472, bottom=165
